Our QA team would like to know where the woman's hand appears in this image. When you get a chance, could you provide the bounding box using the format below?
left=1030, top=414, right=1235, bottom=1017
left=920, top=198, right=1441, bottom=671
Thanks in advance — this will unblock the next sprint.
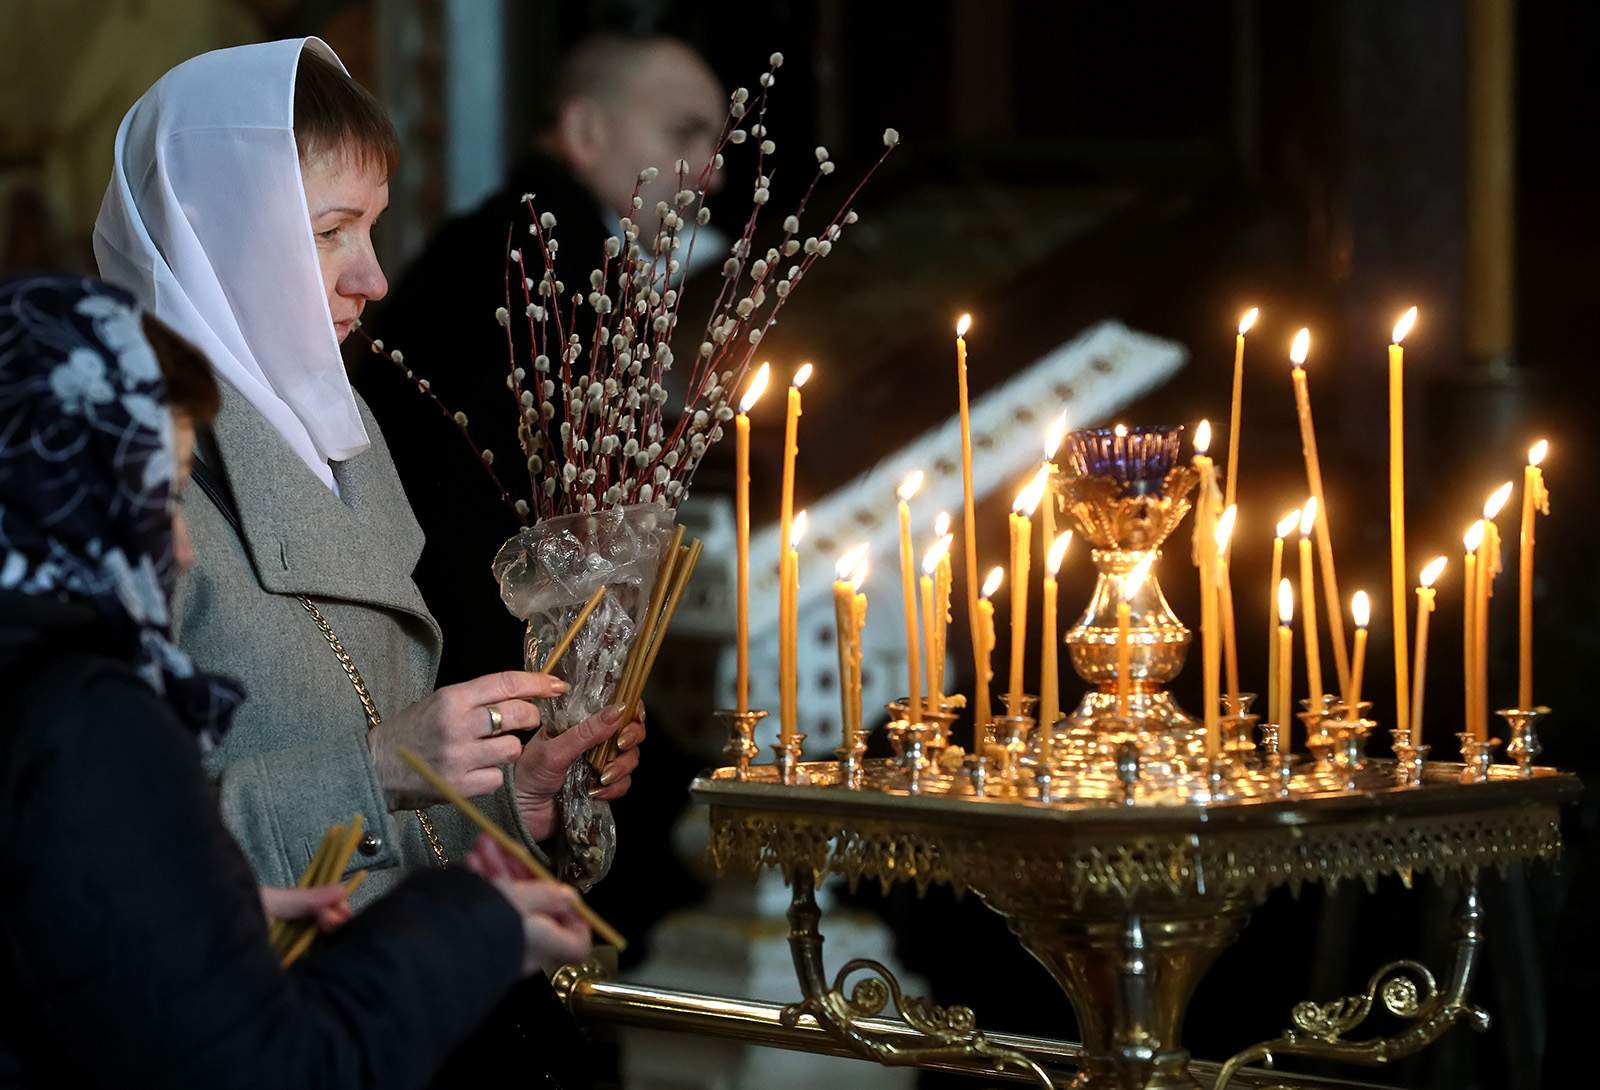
left=369, top=671, right=568, bottom=808
left=260, top=884, right=354, bottom=933
left=512, top=704, right=646, bottom=841
left=462, top=833, right=591, bottom=975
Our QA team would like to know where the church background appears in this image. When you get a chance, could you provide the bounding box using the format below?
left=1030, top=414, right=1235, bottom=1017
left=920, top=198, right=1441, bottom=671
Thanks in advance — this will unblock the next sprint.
left=3, top=2, right=1595, bottom=1087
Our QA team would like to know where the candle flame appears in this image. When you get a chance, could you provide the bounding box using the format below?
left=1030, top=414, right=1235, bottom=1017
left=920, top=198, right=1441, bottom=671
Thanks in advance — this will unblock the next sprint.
left=1114, top=422, right=1128, bottom=438
left=1290, top=327, right=1311, bottom=367
left=1120, top=553, right=1155, bottom=601
left=1351, top=589, right=1371, bottom=628
left=739, top=362, right=771, bottom=413
left=1238, top=306, right=1260, bottom=335
left=1392, top=306, right=1418, bottom=345
left=852, top=554, right=869, bottom=591
left=1194, top=419, right=1212, bottom=454
left=1214, top=503, right=1238, bottom=553
left=922, top=534, right=953, bottom=575
left=981, top=566, right=1004, bottom=599
left=1013, top=465, right=1048, bottom=516
left=1420, top=555, right=1448, bottom=588
left=897, top=470, right=924, bottom=503
left=790, top=509, right=809, bottom=549
left=1278, top=577, right=1295, bottom=624
left=934, top=510, right=951, bottom=538
left=1043, top=410, right=1070, bottom=459
left=1298, top=496, right=1318, bottom=537
left=1275, top=508, right=1302, bottom=540
left=1483, top=480, right=1514, bottom=520
left=792, top=361, right=813, bottom=389
left=1528, top=438, right=1549, bottom=467
left=956, top=313, right=972, bottom=338
left=1046, top=530, right=1073, bottom=575
left=1464, top=520, right=1485, bottom=552
left=836, top=542, right=870, bottom=581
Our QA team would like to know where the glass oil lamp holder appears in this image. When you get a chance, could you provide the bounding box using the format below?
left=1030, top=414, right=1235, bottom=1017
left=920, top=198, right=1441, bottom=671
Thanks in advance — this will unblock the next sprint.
left=715, top=708, right=768, bottom=780
left=1498, top=706, right=1551, bottom=779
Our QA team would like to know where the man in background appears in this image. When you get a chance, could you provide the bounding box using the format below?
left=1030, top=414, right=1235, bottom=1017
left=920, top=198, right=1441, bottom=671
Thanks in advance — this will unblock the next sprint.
left=361, top=32, right=725, bottom=684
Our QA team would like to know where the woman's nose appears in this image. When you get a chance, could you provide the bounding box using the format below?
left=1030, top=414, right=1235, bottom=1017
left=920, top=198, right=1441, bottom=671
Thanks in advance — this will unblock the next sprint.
left=341, top=245, right=388, bottom=303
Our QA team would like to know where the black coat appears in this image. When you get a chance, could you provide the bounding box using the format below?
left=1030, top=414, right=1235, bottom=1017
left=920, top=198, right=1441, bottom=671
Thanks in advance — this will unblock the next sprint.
left=0, top=591, right=523, bottom=1089
left=360, top=152, right=614, bottom=686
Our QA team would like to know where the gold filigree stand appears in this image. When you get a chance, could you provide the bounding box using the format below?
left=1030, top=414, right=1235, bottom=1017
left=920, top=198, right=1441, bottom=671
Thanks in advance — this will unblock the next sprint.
left=777, top=868, right=1055, bottom=1088
left=1213, top=879, right=1490, bottom=1090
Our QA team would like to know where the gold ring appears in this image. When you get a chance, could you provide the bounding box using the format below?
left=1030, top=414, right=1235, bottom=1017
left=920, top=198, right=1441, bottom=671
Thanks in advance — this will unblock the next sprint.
left=486, top=706, right=504, bottom=735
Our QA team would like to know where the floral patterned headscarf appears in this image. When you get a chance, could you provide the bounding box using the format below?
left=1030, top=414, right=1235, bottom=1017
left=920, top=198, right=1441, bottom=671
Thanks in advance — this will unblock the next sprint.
left=0, top=274, right=241, bottom=748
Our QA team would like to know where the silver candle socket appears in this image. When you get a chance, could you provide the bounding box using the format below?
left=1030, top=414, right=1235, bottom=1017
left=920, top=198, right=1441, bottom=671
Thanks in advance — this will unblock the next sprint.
left=1456, top=732, right=1501, bottom=784
left=773, top=731, right=807, bottom=785
left=1498, top=707, right=1551, bottom=779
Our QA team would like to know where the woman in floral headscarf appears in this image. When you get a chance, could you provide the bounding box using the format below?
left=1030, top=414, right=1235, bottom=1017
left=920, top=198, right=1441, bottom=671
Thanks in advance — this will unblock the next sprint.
left=0, top=274, right=592, bottom=1089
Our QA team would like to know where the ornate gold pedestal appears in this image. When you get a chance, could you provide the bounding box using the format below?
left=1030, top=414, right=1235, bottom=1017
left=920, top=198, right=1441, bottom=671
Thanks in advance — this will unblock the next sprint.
left=697, top=762, right=1575, bottom=1089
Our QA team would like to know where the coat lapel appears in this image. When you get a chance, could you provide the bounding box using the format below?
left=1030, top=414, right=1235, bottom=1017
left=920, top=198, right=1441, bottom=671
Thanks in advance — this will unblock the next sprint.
left=208, top=386, right=438, bottom=637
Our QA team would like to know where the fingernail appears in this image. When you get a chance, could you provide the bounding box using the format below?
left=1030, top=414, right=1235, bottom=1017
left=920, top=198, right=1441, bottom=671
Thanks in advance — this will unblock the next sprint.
left=602, top=705, right=624, bottom=725
left=551, top=680, right=570, bottom=694
left=586, top=786, right=604, bottom=798
left=599, top=765, right=618, bottom=786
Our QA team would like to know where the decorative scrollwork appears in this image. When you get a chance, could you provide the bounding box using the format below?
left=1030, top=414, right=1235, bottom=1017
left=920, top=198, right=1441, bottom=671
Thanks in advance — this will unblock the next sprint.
left=779, top=872, right=1054, bottom=1089
left=1290, top=960, right=1437, bottom=1042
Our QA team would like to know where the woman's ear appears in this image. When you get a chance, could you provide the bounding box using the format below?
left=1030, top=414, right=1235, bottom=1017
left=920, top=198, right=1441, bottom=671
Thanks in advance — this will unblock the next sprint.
left=556, top=97, right=609, bottom=172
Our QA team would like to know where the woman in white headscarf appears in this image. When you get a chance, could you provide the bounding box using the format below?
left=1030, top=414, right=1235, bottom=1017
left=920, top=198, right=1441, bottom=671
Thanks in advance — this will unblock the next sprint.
left=93, top=38, right=644, bottom=903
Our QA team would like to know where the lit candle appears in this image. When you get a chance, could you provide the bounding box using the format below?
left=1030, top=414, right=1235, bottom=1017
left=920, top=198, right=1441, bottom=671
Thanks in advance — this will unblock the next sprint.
left=1298, top=497, right=1324, bottom=709
left=955, top=315, right=983, bottom=733
left=1462, top=522, right=1484, bottom=739
left=1117, top=553, right=1156, bottom=717
left=921, top=534, right=953, bottom=706
left=1411, top=556, right=1447, bottom=734
left=833, top=544, right=869, bottom=748
left=1008, top=467, right=1049, bottom=709
left=931, top=511, right=953, bottom=700
left=1041, top=410, right=1069, bottom=551
left=897, top=471, right=926, bottom=725
left=1347, top=590, right=1371, bottom=716
left=777, top=363, right=811, bottom=736
left=1040, top=530, right=1073, bottom=732
left=1519, top=440, right=1550, bottom=709
left=1267, top=508, right=1300, bottom=718
left=1477, top=481, right=1514, bottom=739
left=1288, top=328, right=1351, bottom=697
left=734, top=363, right=770, bottom=713
left=1225, top=306, right=1259, bottom=510
left=1389, top=307, right=1417, bottom=736
left=975, top=566, right=1003, bottom=748
left=1215, top=503, right=1240, bottom=708
left=1275, top=578, right=1294, bottom=740
left=1192, top=421, right=1221, bottom=756
left=780, top=510, right=808, bottom=743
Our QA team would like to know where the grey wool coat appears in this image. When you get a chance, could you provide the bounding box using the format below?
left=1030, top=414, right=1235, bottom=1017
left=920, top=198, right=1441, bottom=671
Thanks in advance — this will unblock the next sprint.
left=175, top=387, right=545, bottom=903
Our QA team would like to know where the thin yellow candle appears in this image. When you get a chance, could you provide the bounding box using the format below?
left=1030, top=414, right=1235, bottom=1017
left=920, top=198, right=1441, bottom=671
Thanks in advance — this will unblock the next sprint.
left=1275, top=578, right=1294, bottom=739
left=934, top=513, right=954, bottom=701
left=1411, top=556, right=1447, bottom=734
left=1117, top=552, right=1156, bottom=717
left=1193, top=421, right=1221, bottom=755
left=1347, top=590, right=1371, bottom=715
left=1225, top=306, right=1259, bottom=509
left=1298, top=498, right=1324, bottom=708
left=1519, top=440, right=1550, bottom=709
left=1267, top=508, right=1300, bottom=714
left=1288, top=328, right=1351, bottom=697
left=1008, top=467, right=1049, bottom=708
left=1478, top=481, right=1514, bottom=739
left=975, top=566, right=1003, bottom=748
left=1041, top=410, right=1068, bottom=550
left=1215, top=503, right=1240, bottom=707
left=1389, top=307, right=1417, bottom=735
left=833, top=544, right=869, bottom=747
left=921, top=534, right=953, bottom=706
left=955, top=315, right=983, bottom=732
left=777, top=364, right=811, bottom=736
left=1462, top=523, right=1483, bottom=738
left=1040, top=530, right=1073, bottom=731
left=897, top=471, right=926, bottom=725
left=780, top=510, right=807, bottom=742
left=734, top=363, right=770, bottom=713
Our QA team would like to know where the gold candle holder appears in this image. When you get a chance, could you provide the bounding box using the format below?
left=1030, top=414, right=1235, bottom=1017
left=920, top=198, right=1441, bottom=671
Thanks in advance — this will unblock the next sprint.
left=1299, top=702, right=1336, bottom=773
left=1498, top=706, right=1551, bottom=779
left=1219, top=692, right=1259, bottom=773
left=716, top=708, right=769, bottom=780
left=1390, top=728, right=1430, bottom=788
left=834, top=733, right=869, bottom=789
left=1456, top=733, right=1502, bottom=784
left=773, top=732, right=808, bottom=785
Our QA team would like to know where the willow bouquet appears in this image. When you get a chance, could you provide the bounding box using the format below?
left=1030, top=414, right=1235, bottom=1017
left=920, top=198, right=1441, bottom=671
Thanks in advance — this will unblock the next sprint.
left=367, top=52, right=897, bottom=887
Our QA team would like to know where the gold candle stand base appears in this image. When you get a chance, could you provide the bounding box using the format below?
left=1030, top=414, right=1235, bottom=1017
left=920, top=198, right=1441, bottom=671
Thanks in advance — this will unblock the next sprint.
left=716, top=708, right=768, bottom=780
left=1498, top=706, right=1551, bottom=778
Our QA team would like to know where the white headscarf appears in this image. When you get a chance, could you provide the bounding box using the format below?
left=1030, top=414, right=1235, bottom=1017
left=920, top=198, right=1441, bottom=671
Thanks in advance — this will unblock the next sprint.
left=94, top=37, right=369, bottom=490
